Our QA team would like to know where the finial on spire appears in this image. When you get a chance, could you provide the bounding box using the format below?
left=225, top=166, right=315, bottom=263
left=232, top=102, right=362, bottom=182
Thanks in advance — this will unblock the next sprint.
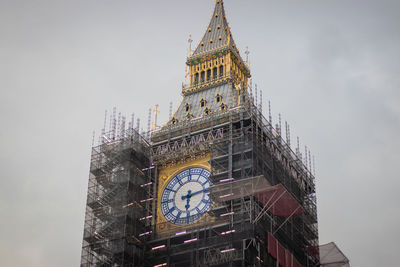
left=187, top=34, right=193, bottom=57
left=152, top=104, right=160, bottom=129
left=245, top=46, right=250, bottom=67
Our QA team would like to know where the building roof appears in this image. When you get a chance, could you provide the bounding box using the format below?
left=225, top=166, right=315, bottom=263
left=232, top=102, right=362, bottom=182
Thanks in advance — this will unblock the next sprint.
left=191, top=0, right=237, bottom=58
left=170, top=83, right=238, bottom=124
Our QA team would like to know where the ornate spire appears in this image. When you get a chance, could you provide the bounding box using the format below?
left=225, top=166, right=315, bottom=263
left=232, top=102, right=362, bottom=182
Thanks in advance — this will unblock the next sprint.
left=191, top=0, right=236, bottom=58
left=161, top=1, right=252, bottom=129
left=183, top=0, right=250, bottom=96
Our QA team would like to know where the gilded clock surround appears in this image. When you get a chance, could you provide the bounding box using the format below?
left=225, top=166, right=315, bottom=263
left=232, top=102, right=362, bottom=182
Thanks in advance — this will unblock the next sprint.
left=160, top=167, right=212, bottom=225
left=156, top=154, right=215, bottom=233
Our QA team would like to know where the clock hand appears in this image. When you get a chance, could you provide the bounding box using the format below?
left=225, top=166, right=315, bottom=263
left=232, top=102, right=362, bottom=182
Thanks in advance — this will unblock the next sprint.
left=185, top=197, right=190, bottom=210
left=190, top=188, right=209, bottom=197
left=181, top=190, right=192, bottom=200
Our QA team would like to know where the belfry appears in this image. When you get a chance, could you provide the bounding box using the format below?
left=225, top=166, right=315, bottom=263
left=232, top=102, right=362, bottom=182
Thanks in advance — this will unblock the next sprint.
left=80, top=1, right=323, bottom=266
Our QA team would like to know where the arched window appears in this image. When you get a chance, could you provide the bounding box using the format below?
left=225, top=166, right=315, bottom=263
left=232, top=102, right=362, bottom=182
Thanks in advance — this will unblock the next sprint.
left=207, top=69, right=211, bottom=81
left=219, top=65, right=224, bottom=77
left=220, top=103, right=227, bottom=111
left=213, top=67, right=217, bottom=80
left=200, top=71, right=205, bottom=83
left=204, top=107, right=210, bottom=116
left=216, top=93, right=222, bottom=103
left=200, top=98, right=207, bottom=108
left=185, top=103, right=190, bottom=112
left=194, top=73, right=199, bottom=85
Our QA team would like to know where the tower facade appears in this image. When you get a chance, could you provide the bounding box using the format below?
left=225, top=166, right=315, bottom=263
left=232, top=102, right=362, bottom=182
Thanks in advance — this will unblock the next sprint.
left=81, top=1, right=319, bottom=266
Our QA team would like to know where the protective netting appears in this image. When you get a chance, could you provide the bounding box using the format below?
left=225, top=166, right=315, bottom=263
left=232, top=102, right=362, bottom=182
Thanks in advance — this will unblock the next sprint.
left=210, top=176, right=302, bottom=218
left=268, top=232, right=301, bottom=267
left=319, top=242, right=350, bottom=267
left=209, top=175, right=271, bottom=202
left=255, top=183, right=303, bottom=217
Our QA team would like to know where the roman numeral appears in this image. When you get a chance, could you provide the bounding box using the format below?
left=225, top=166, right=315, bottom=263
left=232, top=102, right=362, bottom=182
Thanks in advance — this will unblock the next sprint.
left=202, top=199, right=210, bottom=204
left=165, top=207, right=175, bottom=215
left=161, top=199, right=173, bottom=204
left=165, top=188, right=176, bottom=193
left=174, top=211, right=182, bottom=223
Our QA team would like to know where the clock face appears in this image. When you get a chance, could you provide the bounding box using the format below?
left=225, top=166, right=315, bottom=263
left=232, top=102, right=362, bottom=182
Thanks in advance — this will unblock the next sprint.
left=160, top=167, right=212, bottom=225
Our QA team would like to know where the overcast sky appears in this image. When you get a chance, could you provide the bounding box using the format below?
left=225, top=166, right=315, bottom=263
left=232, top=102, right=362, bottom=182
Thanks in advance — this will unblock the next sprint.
left=1, top=0, right=399, bottom=266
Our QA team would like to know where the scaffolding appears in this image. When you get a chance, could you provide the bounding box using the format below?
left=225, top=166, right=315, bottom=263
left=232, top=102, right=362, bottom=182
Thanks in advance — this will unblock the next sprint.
left=80, top=128, right=155, bottom=267
left=78, top=0, right=325, bottom=264
left=146, top=90, right=319, bottom=267
left=81, top=84, right=319, bottom=267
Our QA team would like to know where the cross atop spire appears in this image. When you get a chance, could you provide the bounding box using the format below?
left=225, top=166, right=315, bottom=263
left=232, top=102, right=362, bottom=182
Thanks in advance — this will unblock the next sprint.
left=191, top=0, right=237, bottom=58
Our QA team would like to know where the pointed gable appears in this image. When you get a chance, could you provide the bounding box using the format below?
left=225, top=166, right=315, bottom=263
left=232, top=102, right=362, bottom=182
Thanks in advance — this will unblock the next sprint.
left=192, top=0, right=236, bottom=57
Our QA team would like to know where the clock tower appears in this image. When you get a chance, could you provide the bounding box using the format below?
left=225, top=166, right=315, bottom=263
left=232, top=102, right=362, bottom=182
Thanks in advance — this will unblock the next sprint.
left=81, top=1, right=320, bottom=266
left=152, top=0, right=251, bottom=235
left=149, top=1, right=319, bottom=266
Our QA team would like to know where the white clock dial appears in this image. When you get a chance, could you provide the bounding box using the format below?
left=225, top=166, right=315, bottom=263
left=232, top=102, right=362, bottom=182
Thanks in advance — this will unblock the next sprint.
left=160, top=167, right=212, bottom=225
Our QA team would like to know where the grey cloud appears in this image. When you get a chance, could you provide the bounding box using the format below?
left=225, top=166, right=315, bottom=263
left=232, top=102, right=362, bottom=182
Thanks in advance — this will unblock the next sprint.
left=1, top=0, right=399, bottom=266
